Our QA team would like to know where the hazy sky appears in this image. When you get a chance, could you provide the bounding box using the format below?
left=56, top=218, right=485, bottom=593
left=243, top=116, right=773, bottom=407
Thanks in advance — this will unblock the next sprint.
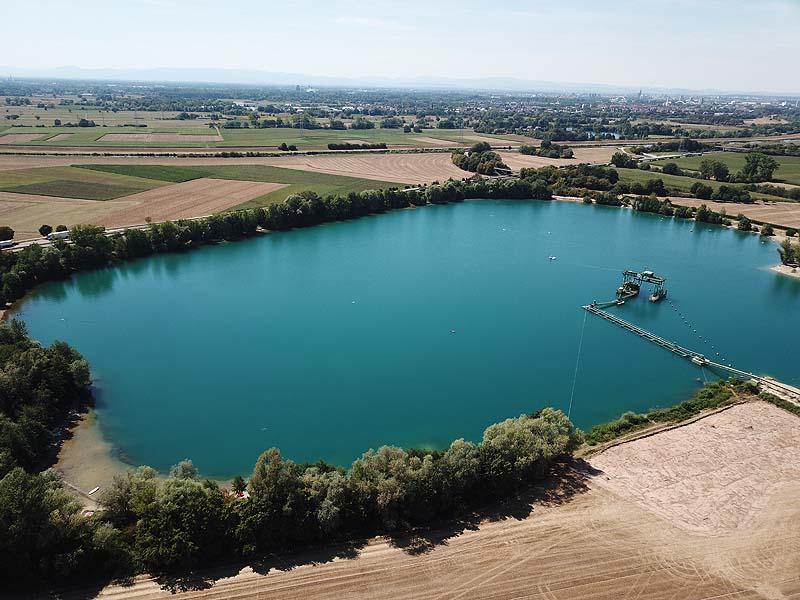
left=4, top=0, right=800, bottom=92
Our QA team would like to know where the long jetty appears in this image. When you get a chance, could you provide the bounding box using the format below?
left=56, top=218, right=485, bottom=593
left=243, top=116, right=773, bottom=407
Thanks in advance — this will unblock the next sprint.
left=583, top=303, right=800, bottom=403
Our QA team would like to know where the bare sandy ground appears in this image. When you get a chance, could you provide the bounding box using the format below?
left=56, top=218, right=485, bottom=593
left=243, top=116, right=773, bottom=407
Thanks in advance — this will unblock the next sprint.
left=0, top=133, right=47, bottom=144
left=669, top=197, right=800, bottom=229
left=98, top=133, right=221, bottom=143
left=591, top=401, right=800, bottom=535
left=52, top=411, right=129, bottom=510
left=56, top=401, right=800, bottom=600
left=0, top=178, right=286, bottom=238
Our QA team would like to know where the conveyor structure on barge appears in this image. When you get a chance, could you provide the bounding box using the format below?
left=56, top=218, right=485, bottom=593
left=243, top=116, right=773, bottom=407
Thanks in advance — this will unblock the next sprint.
left=582, top=302, right=800, bottom=403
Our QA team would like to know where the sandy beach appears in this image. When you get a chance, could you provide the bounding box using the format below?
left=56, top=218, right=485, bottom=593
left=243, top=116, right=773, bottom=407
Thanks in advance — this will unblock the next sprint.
left=53, top=410, right=130, bottom=507
left=772, top=263, right=800, bottom=279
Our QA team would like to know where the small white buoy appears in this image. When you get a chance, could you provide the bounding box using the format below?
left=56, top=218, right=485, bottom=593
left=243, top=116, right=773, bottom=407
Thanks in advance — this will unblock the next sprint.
left=450, top=329, right=456, bottom=334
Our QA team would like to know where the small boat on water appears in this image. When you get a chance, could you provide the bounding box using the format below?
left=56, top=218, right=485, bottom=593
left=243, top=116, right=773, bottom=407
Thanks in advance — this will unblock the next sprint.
left=548, top=255, right=557, bottom=260
left=649, top=288, right=667, bottom=302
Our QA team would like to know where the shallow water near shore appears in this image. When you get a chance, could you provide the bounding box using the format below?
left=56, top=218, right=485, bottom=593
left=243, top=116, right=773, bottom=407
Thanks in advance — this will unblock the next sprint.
left=14, top=200, right=800, bottom=478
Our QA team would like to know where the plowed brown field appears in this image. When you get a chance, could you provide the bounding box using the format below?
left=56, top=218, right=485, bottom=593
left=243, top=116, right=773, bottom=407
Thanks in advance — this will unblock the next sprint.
left=53, top=400, right=800, bottom=600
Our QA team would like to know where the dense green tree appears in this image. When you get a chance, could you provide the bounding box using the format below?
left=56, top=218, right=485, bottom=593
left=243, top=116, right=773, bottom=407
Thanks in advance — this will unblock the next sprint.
left=38, top=224, right=53, bottom=237
left=690, top=181, right=713, bottom=199
left=737, top=215, right=752, bottom=231
left=699, top=159, right=730, bottom=181
left=0, top=226, right=13, bottom=241
left=610, top=152, right=636, bottom=168
left=661, top=162, right=682, bottom=175
left=738, top=153, right=779, bottom=183
left=0, top=468, right=131, bottom=583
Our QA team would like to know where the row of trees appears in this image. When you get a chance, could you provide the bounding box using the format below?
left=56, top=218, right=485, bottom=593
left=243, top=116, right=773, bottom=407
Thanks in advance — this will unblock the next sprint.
left=327, top=142, right=387, bottom=150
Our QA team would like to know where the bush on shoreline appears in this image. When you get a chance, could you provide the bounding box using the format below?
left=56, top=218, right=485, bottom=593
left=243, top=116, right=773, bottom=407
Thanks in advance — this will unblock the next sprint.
left=584, top=380, right=740, bottom=445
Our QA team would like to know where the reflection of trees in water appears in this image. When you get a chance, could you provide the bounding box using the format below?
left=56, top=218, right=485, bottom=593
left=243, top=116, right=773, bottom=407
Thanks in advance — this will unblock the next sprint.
left=771, top=270, right=800, bottom=298
left=33, top=279, right=69, bottom=302
left=73, top=267, right=119, bottom=299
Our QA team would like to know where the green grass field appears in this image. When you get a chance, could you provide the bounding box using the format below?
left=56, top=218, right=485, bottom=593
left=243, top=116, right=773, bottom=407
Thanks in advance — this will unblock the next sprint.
left=0, top=166, right=168, bottom=200
left=77, top=164, right=403, bottom=209
left=651, top=152, right=800, bottom=186
left=615, top=168, right=786, bottom=201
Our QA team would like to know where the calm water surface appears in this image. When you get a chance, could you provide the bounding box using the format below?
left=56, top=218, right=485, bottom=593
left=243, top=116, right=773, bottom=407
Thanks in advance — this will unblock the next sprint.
left=15, top=201, right=800, bottom=477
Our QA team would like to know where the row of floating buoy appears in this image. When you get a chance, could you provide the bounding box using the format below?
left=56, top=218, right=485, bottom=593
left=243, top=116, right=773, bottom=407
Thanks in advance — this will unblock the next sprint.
left=666, top=298, right=727, bottom=363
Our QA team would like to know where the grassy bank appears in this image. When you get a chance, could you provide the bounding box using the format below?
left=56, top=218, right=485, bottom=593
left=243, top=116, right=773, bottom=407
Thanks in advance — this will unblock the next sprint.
left=584, top=380, right=746, bottom=446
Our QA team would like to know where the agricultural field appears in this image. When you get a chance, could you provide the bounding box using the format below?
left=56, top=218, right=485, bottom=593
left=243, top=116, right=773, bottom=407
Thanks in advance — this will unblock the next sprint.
left=500, top=147, right=617, bottom=170
left=615, top=167, right=787, bottom=201
left=0, top=152, right=467, bottom=183
left=0, top=122, right=531, bottom=150
left=1, top=97, right=217, bottom=128
left=77, top=163, right=403, bottom=208
left=0, top=162, right=402, bottom=238
left=0, top=126, right=224, bottom=147
left=651, top=152, right=800, bottom=186
left=0, top=165, right=168, bottom=200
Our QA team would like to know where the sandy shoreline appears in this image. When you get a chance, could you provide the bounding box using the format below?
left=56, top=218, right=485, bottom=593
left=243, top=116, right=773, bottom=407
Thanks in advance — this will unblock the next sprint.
left=53, top=410, right=130, bottom=504
left=772, top=263, right=800, bottom=279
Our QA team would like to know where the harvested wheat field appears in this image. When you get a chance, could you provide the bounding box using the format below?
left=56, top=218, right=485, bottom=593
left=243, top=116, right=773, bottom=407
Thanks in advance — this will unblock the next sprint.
left=0, top=133, right=48, bottom=144
left=0, top=178, right=285, bottom=238
left=411, top=136, right=461, bottom=147
left=58, top=400, right=800, bottom=600
left=500, top=147, right=618, bottom=170
left=258, top=152, right=469, bottom=184
left=99, top=133, right=221, bottom=143
left=670, top=197, right=800, bottom=229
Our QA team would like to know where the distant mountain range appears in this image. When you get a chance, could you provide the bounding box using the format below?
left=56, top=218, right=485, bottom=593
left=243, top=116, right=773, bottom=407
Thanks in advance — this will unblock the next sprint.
left=2, top=66, right=798, bottom=97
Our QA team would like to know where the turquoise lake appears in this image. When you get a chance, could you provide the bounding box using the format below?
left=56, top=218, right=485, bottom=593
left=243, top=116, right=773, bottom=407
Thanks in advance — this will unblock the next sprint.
left=14, top=200, right=800, bottom=478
